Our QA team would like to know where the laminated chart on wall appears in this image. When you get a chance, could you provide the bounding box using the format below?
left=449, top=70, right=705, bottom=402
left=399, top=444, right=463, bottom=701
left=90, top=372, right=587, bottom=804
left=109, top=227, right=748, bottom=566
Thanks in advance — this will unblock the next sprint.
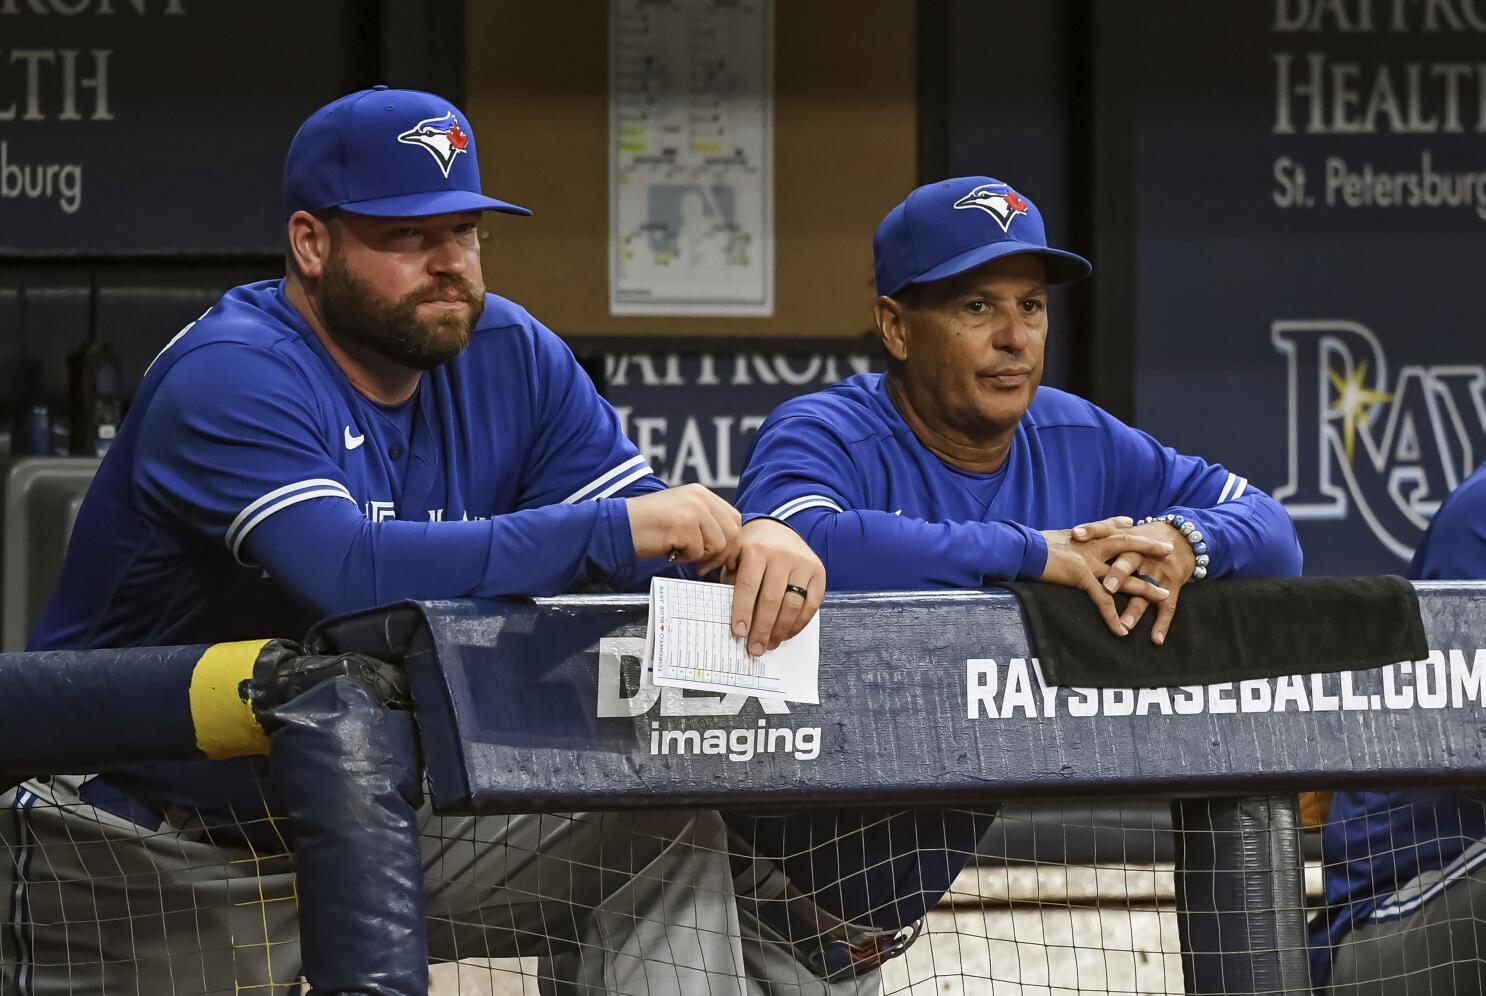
left=642, top=577, right=819, bottom=703
left=609, top=0, right=774, bottom=316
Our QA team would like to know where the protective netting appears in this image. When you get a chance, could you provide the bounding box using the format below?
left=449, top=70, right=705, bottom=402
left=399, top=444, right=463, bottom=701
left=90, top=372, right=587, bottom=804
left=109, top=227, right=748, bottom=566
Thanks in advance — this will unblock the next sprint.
left=2, top=775, right=300, bottom=995
left=10, top=787, right=1481, bottom=995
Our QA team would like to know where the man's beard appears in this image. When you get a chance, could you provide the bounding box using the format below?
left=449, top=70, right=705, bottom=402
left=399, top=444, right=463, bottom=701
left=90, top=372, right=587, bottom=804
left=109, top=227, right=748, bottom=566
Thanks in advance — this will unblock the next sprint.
left=318, top=252, right=485, bottom=371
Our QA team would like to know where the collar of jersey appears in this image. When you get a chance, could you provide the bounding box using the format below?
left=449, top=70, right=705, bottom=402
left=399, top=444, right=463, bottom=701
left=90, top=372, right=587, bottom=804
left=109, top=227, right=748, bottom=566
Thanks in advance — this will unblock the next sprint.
left=871, top=372, right=1019, bottom=485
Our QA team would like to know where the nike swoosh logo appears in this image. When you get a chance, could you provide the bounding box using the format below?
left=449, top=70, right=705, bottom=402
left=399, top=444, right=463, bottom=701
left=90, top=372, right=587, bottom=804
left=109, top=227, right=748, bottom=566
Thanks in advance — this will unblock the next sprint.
left=344, top=426, right=366, bottom=450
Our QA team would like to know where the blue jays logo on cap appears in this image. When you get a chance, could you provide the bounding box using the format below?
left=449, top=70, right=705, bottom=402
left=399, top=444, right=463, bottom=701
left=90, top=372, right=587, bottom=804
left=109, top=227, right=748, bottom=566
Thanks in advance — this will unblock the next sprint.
left=872, top=176, right=1091, bottom=296
left=397, top=111, right=471, bottom=178
left=952, top=182, right=1029, bottom=233
left=283, top=86, right=532, bottom=220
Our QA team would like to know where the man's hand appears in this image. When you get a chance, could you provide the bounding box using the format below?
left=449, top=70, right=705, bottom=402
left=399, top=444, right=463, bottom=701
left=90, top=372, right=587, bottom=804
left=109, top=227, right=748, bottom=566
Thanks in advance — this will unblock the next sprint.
left=723, top=518, right=825, bottom=658
left=1040, top=516, right=1175, bottom=637
left=1070, top=515, right=1197, bottom=644
left=626, top=484, right=742, bottom=574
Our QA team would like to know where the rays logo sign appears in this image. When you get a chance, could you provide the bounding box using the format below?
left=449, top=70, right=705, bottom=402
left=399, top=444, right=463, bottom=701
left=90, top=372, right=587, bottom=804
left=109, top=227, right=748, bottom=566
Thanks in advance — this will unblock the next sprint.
left=1273, top=320, right=1486, bottom=561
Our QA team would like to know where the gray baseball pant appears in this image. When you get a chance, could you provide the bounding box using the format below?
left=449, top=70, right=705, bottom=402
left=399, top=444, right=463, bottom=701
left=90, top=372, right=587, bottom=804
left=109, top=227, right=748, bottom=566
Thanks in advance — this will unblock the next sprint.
left=1327, top=865, right=1486, bottom=995
left=2, top=775, right=758, bottom=995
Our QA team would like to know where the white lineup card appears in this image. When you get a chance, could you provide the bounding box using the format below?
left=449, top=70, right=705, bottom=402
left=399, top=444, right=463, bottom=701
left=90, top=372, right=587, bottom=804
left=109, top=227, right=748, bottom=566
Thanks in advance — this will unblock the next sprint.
left=642, top=577, right=820, bottom=703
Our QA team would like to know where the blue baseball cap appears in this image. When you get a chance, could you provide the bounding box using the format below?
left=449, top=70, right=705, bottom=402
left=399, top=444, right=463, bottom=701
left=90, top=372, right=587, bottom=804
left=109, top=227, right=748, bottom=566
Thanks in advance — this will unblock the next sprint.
left=283, top=85, right=531, bottom=219
left=873, top=176, right=1090, bottom=296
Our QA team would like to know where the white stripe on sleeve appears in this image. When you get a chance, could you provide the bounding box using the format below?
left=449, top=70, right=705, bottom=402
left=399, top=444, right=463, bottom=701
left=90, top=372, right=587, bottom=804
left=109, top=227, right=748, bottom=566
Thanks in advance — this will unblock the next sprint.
left=226, top=479, right=352, bottom=550
left=226, top=479, right=355, bottom=562
left=768, top=494, right=846, bottom=520
left=594, top=464, right=655, bottom=499
left=562, top=455, right=650, bottom=504
left=1217, top=472, right=1237, bottom=504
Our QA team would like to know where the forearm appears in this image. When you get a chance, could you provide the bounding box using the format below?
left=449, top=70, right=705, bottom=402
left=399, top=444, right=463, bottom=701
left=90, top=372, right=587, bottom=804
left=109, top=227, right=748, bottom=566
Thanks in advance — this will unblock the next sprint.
left=787, top=507, right=1047, bottom=590
left=591, top=475, right=692, bottom=592
left=246, top=498, right=636, bottom=617
left=1164, top=493, right=1303, bottom=578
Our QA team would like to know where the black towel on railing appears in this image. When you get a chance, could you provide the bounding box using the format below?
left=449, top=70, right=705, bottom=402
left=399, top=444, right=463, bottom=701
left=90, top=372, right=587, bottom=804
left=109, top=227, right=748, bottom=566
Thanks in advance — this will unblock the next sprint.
left=1001, top=576, right=1427, bottom=688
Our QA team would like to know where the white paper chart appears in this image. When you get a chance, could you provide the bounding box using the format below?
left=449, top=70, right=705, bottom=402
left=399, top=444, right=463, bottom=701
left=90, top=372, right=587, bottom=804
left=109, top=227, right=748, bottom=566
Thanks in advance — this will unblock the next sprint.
left=643, top=577, right=819, bottom=703
left=608, top=0, right=774, bottom=316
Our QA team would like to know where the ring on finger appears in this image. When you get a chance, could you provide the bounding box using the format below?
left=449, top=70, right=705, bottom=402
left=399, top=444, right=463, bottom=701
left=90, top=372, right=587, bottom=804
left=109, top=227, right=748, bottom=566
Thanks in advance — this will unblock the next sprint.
left=784, top=583, right=808, bottom=598
left=1137, top=574, right=1159, bottom=586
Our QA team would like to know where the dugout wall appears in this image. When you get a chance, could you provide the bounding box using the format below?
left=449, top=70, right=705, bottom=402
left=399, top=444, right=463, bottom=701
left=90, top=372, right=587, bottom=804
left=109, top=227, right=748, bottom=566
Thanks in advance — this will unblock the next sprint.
left=6, top=585, right=1483, bottom=993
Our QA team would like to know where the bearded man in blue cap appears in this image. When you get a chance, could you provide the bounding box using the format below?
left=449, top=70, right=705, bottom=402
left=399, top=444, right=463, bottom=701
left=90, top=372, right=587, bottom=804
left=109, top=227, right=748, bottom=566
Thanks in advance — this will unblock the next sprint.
left=731, top=177, right=1304, bottom=985
left=2, top=87, right=826, bottom=995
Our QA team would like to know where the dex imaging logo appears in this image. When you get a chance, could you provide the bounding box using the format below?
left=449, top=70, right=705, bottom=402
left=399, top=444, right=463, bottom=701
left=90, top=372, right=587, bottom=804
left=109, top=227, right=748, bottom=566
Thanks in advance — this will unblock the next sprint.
left=953, top=183, right=1029, bottom=232
left=595, top=638, right=821, bottom=762
left=1273, top=320, right=1486, bottom=560
left=397, top=112, right=470, bottom=177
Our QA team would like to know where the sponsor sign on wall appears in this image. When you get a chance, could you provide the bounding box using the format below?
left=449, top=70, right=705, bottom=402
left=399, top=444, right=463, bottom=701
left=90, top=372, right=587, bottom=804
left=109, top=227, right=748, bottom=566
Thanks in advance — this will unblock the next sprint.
left=380, top=588, right=1486, bottom=813
left=1127, top=0, right=1486, bottom=574
left=594, top=343, right=885, bottom=499
left=0, top=0, right=364, bottom=255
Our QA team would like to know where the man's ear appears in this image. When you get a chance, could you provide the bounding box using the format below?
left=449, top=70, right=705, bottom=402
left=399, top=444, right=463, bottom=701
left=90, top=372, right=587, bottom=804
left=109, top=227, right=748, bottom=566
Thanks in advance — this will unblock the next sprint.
left=874, top=295, right=910, bottom=363
left=286, top=211, right=334, bottom=280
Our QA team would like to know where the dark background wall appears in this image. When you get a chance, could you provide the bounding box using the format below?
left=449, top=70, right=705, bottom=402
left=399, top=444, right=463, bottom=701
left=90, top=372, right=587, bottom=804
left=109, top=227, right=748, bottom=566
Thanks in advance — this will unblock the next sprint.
left=1097, top=1, right=1486, bottom=574
left=4, top=0, right=1482, bottom=574
left=0, top=0, right=462, bottom=439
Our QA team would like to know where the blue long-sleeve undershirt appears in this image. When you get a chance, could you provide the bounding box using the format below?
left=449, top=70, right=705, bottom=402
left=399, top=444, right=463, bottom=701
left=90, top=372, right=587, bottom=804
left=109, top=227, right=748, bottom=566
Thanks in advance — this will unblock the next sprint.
left=781, top=490, right=1300, bottom=593
left=780, top=508, right=1048, bottom=589
left=244, top=494, right=650, bottom=619
left=1163, top=494, right=1303, bottom=579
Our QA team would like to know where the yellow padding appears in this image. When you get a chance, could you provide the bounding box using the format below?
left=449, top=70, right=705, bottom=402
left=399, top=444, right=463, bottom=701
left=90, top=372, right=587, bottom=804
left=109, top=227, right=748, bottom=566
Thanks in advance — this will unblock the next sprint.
left=190, top=640, right=273, bottom=760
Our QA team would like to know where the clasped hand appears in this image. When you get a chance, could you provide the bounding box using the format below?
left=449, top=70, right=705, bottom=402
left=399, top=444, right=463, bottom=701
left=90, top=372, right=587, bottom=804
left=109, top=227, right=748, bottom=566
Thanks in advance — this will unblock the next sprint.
left=1039, top=515, right=1196, bottom=644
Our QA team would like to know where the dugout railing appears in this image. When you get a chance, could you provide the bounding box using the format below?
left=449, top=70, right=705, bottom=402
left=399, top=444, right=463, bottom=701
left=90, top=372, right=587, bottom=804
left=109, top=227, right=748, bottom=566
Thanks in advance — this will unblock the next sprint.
left=3, top=584, right=1484, bottom=994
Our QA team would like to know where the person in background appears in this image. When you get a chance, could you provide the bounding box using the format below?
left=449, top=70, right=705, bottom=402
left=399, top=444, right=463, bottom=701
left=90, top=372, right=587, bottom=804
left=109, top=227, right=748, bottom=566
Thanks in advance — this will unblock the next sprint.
left=1311, top=459, right=1486, bottom=995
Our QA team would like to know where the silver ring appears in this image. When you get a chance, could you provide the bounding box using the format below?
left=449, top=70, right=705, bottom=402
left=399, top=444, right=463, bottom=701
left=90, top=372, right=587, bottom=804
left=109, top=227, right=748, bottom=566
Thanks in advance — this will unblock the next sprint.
left=784, top=584, right=809, bottom=598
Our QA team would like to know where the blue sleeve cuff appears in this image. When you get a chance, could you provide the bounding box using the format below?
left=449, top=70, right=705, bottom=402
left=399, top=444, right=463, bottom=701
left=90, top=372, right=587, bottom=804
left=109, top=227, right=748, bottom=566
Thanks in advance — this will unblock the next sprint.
left=597, top=497, right=636, bottom=571
left=1159, top=506, right=1214, bottom=573
left=1015, top=524, right=1048, bottom=580
left=742, top=511, right=786, bottom=526
left=1160, top=507, right=1205, bottom=531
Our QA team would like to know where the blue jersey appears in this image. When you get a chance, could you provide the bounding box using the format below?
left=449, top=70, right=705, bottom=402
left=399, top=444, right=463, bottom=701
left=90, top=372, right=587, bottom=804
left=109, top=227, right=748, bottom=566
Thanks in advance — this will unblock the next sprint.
left=1310, top=460, right=1486, bottom=987
left=736, top=373, right=1301, bottom=589
left=29, top=279, right=665, bottom=813
left=32, top=279, right=662, bottom=651
left=729, top=372, right=1300, bottom=932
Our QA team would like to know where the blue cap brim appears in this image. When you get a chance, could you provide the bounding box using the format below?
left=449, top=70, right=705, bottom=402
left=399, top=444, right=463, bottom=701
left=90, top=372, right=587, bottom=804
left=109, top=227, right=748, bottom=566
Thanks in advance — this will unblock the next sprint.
left=907, top=239, right=1091, bottom=292
left=337, top=189, right=532, bottom=218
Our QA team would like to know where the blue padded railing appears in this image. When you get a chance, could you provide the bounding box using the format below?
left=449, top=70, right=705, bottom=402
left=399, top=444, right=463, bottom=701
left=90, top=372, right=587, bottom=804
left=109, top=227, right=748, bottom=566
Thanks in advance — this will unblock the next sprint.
left=4, top=583, right=1484, bottom=995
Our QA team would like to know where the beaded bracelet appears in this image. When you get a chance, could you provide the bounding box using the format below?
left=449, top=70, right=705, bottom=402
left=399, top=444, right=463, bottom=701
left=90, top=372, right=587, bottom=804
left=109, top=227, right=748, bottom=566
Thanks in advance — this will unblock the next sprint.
left=1139, top=514, right=1210, bottom=581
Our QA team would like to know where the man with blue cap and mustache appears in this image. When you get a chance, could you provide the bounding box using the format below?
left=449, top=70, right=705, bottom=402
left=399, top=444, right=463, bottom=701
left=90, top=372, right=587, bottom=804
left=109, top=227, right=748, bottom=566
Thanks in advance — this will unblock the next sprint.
left=731, top=176, right=1304, bottom=988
